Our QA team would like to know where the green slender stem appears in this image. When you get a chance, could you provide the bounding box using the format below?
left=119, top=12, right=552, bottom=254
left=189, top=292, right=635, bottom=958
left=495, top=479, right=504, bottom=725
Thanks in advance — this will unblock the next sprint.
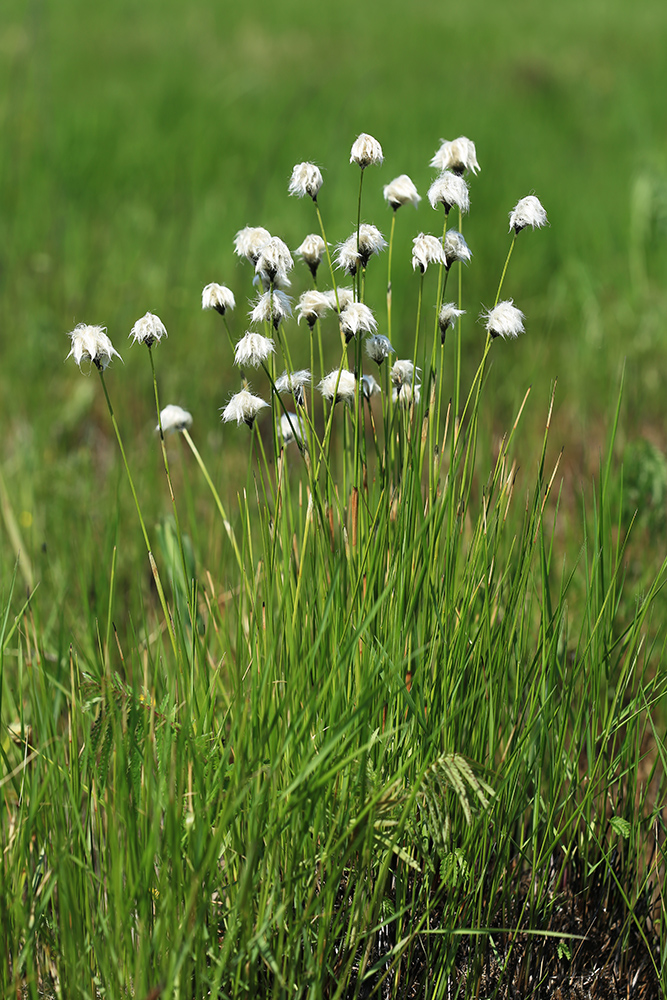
left=410, top=271, right=425, bottom=401
left=355, top=169, right=365, bottom=301
left=149, top=346, right=193, bottom=627
left=181, top=428, right=251, bottom=600
left=435, top=267, right=451, bottom=436
left=494, top=234, right=517, bottom=307
left=387, top=210, right=396, bottom=342
left=97, top=369, right=178, bottom=659
left=456, top=207, right=463, bottom=418
left=314, top=201, right=340, bottom=313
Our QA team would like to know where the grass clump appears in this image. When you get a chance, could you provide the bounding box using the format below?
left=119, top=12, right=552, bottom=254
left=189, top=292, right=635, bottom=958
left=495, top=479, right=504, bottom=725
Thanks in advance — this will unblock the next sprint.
left=1, top=129, right=666, bottom=1000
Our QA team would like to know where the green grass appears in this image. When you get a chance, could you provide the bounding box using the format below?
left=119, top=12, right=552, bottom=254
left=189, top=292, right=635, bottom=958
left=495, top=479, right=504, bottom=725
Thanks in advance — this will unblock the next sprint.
left=1, top=0, right=667, bottom=996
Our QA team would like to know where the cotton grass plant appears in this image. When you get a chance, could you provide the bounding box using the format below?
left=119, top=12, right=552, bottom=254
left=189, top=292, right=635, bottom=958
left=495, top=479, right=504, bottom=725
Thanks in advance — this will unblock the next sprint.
left=2, top=131, right=666, bottom=999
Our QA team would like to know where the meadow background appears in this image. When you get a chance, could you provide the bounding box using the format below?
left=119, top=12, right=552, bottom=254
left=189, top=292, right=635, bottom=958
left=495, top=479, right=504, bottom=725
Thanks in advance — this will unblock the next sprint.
left=2, top=0, right=667, bottom=995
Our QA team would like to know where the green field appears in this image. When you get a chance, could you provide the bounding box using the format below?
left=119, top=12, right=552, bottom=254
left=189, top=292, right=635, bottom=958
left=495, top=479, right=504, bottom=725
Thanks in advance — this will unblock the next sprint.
left=2, top=0, right=667, bottom=996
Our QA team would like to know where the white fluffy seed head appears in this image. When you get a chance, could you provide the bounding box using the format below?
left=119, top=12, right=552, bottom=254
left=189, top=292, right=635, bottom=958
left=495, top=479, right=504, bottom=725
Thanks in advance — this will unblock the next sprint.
left=362, top=374, right=381, bottom=399
left=295, top=234, right=327, bottom=276
left=67, top=324, right=122, bottom=371
left=296, top=290, right=331, bottom=327
left=438, top=303, right=465, bottom=341
left=339, top=302, right=377, bottom=342
left=254, top=237, right=294, bottom=287
left=280, top=412, right=307, bottom=447
left=443, top=230, right=472, bottom=267
left=275, top=369, right=311, bottom=406
left=427, top=171, right=470, bottom=215
left=334, top=237, right=361, bottom=276
left=509, top=195, right=548, bottom=233
left=158, top=404, right=193, bottom=434
left=482, top=300, right=525, bottom=340
left=221, top=388, right=269, bottom=427
left=325, top=287, right=355, bottom=312
left=392, top=383, right=421, bottom=407
left=234, top=331, right=275, bottom=368
left=318, top=369, right=357, bottom=404
left=430, top=136, right=480, bottom=176
left=234, top=226, right=271, bottom=263
left=288, top=162, right=323, bottom=200
left=357, top=224, right=387, bottom=265
left=250, top=290, right=292, bottom=328
left=202, top=283, right=236, bottom=315
left=412, top=233, right=448, bottom=273
left=390, top=359, right=420, bottom=388
left=129, top=312, right=167, bottom=348
left=365, top=334, right=395, bottom=365
left=383, top=174, right=421, bottom=210
left=350, top=133, right=384, bottom=168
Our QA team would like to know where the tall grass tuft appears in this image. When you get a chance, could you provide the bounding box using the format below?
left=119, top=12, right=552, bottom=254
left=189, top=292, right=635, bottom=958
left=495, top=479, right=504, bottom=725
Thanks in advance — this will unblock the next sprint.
left=1, top=131, right=665, bottom=999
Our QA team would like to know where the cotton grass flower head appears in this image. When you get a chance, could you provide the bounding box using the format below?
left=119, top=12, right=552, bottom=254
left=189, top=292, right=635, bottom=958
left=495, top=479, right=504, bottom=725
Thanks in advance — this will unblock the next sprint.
left=296, top=290, right=331, bottom=328
left=295, top=234, right=327, bottom=278
left=129, top=312, right=167, bottom=348
left=288, top=162, right=323, bottom=201
left=443, top=230, right=472, bottom=268
left=202, top=283, right=236, bottom=315
left=438, top=303, right=465, bottom=343
left=158, top=404, right=193, bottom=434
left=428, top=171, right=470, bottom=216
left=250, top=289, right=293, bottom=328
left=339, top=302, right=377, bottom=343
left=412, top=233, right=448, bottom=273
left=234, top=226, right=271, bottom=264
left=357, top=224, right=387, bottom=266
left=365, top=334, right=395, bottom=365
left=362, top=374, right=381, bottom=400
left=390, top=359, right=420, bottom=390
left=221, top=388, right=269, bottom=428
left=275, top=369, right=311, bottom=406
left=325, top=287, right=354, bottom=312
left=509, top=195, right=548, bottom=233
left=350, top=133, right=383, bottom=169
left=430, top=136, right=480, bottom=176
left=334, top=237, right=361, bottom=276
left=234, top=331, right=275, bottom=368
left=392, top=382, right=421, bottom=407
left=318, top=368, right=357, bottom=405
left=482, top=300, right=525, bottom=340
left=254, top=237, right=294, bottom=288
left=383, top=174, right=421, bottom=210
left=67, top=323, right=122, bottom=371
left=280, top=412, right=307, bottom=447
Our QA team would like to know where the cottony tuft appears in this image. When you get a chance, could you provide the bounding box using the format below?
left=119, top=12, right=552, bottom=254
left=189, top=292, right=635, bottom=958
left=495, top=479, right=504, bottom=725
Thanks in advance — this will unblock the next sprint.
left=67, top=324, right=122, bottom=371
left=350, top=133, right=383, bottom=168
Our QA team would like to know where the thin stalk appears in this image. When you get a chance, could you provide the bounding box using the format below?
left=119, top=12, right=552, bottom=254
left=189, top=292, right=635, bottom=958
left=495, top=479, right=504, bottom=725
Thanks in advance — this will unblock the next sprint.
left=355, top=168, right=365, bottom=301
left=180, top=428, right=250, bottom=599
left=387, top=210, right=397, bottom=342
left=494, top=233, right=517, bottom=307
left=314, top=200, right=340, bottom=313
left=149, top=346, right=193, bottom=628
left=97, top=369, right=178, bottom=658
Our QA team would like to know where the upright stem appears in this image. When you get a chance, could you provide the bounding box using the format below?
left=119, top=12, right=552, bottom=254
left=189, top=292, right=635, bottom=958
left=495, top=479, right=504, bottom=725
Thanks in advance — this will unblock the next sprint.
left=494, top=234, right=517, bottom=307
left=98, top=369, right=178, bottom=659
left=181, top=428, right=250, bottom=599
left=455, top=206, right=463, bottom=418
left=314, top=201, right=340, bottom=313
left=387, top=210, right=397, bottom=342
left=355, top=169, right=365, bottom=301
left=149, top=347, right=193, bottom=627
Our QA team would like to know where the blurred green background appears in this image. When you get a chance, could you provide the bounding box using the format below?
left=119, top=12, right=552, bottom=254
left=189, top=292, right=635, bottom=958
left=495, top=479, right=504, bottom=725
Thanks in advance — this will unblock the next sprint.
left=1, top=0, right=667, bottom=614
